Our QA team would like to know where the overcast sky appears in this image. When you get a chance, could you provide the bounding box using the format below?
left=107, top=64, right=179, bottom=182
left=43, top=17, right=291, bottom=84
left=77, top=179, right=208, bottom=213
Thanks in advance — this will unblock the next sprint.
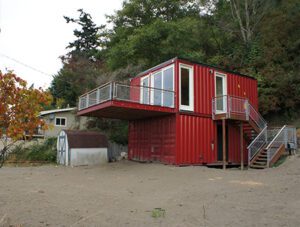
left=0, top=0, right=122, bottom=89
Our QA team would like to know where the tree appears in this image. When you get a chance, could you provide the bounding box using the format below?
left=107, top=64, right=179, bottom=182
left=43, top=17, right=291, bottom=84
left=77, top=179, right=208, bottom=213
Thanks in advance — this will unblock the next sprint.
left=108, top=0, right=200, bottom=28
left=105, top=0, right=216, bottom=69
left=0, top=71, right=52, bottom=167
left=228, top=0, right=272, bottom=46
left=64, top=9, right=107, bottom=59
left=50, top=54, right=104, bottom=107
left=50, top=9, right=107, bottom=107
left=254, top=0, right=300, bottom=116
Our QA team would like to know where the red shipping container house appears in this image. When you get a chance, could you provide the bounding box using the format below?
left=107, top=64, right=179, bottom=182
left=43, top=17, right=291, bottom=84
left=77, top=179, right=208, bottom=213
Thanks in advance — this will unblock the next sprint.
left=78, top=57, right=296, bottom=169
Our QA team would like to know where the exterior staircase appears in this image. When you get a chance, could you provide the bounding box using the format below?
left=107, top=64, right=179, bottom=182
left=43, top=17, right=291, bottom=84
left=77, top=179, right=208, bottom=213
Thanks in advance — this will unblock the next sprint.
left=248, top=124, right=297, bottom=169
left=212, top=95, right=298, bottom=169
left=250, top=147, right=268, bottom=169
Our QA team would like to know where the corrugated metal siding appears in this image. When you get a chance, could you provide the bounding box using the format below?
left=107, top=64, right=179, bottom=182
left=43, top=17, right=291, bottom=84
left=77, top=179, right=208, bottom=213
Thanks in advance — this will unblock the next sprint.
left=227, top=123, right=248, bottom=164
left=176, top=114, right=216, bottom=165
left=130, top=77, right=140, bottom=86
left=194, top=65, right=214, bottom=115
left=227, top=73, right=258, bottom=109
left=176, top=115, right=248, bottom=165
left=128, top=115, right=176, bottom=164
left=129, top=77, right=141, bottom=102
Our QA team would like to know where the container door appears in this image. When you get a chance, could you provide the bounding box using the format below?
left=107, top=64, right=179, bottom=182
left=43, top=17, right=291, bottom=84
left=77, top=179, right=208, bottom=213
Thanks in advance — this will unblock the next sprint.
left=217, top=124, right=228, bottom=161
left=215, top=72, right=227, bottom=113
left=179, top=64, right=194, bottom=111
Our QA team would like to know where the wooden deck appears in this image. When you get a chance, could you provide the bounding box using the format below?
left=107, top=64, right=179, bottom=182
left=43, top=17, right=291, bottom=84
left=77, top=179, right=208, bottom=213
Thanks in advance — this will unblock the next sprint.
left=213, top=113, right=248, bottom=121
left=77, top=100, right=176, bottom=120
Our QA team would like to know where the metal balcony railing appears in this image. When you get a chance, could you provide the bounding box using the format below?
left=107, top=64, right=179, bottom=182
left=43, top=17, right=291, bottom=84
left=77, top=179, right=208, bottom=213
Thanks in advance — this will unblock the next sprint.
left=78, top=82, right=175, bottom=111
left=212, top=95, right=267, bottom=131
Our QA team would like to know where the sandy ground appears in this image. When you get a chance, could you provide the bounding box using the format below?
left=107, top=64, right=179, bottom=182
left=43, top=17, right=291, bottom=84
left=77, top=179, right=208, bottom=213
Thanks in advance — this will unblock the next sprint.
left=0, top=156, right=300, bottom=227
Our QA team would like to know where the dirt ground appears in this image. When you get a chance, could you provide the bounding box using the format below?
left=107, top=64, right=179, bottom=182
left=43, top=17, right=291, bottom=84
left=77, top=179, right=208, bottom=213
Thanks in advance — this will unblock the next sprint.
left=1, top=156, right=300, bottom=227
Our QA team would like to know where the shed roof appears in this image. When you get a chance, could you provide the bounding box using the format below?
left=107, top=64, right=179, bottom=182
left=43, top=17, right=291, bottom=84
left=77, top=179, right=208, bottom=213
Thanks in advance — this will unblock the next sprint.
left=64, top=130, right=108, bottom=148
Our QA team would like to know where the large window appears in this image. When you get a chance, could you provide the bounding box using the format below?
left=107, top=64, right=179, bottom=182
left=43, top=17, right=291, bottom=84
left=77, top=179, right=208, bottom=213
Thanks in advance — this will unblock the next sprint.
left=180, top=64, right=194, bottom=111
left=140, top=64, right=174, bottom=107
left=141, top=76, right=150, bottom=104
left=153, top=71, right=162, bottom=106
left=163, top=66, right=174, bottom=107
left=55, top=117, right=67, bottom=127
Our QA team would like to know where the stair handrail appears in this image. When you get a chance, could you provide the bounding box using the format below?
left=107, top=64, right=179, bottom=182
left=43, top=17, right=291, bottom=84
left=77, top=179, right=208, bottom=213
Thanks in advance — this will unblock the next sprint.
left=248, top=104, right=267, bottom=131
left=266, top=125, right=286, bottom=167
left=247, top=126, right=267, bottom=149
left=247, top=126, right=268, bottom=166
left=265, top=125, right=286, bottom=150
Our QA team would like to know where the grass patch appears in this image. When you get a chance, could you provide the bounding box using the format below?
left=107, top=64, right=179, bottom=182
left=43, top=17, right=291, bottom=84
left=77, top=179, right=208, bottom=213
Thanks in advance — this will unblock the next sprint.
left=7, top=137, right=57, bottom=163
left=151, top=208, right=166, bottom=218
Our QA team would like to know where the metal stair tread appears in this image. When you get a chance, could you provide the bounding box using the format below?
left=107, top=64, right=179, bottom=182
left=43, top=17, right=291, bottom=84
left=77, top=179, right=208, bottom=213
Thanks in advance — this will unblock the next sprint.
left=250, top=164, right=266, bottom=169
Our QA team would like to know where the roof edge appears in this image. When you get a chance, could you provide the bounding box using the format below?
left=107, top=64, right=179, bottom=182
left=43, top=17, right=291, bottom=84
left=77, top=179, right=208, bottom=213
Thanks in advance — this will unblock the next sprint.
left=133, top=57, right=256, bottom=80
left=177, top=57, right=256, bottom=80
left=40, top=107, right=77, bottom=116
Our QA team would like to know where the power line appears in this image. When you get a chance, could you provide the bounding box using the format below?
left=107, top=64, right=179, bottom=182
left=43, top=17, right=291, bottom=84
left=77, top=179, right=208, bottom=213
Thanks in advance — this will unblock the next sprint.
left=0, top=52, right=52, bottom=77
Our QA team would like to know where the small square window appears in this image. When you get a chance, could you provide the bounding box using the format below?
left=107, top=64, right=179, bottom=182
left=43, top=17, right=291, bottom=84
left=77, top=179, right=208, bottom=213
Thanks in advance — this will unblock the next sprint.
left=61, top=118, right=66, bottom=126
left=55, top=117, right=66, bottom=126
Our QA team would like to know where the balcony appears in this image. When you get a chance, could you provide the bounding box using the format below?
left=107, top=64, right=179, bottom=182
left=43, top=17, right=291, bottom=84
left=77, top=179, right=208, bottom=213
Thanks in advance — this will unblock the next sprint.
left=77, top=82, right=176, bottom=120
left=212, top=95, right=267, bottom=131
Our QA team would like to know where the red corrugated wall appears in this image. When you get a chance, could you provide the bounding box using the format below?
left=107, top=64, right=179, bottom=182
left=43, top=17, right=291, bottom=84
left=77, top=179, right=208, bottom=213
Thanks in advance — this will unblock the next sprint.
left=176, top=114, right=216, bottom=165
left=227, top=73, right=258, bottom=109
left=227, top=123, right=248, bottom=164
left=128, top=115, right=176, bottom=164
left=129, top=77, right=141, bottom=102
left=175, top=115, right=248, bottom=165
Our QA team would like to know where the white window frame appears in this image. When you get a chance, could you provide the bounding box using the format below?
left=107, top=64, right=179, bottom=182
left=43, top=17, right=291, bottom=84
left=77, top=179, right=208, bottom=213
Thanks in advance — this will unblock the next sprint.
left=214, top=72, right=227, bottom=113
left=162, top=65, right=175, bottom=108
left=140, top=75, right=150, bottom=105
left=150, top=70, right=163, bottom=106
left=179, top=63, right=194, bottom=111
left=55, top=117, right=67, bottom=127
left=140, top=64, right=174, bottom=107
left=150, top=64, right=175, bottom=106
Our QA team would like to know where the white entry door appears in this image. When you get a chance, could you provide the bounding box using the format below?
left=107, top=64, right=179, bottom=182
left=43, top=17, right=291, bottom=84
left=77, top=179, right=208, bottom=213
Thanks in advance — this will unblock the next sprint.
left=215, top=72, right=227, bottom=113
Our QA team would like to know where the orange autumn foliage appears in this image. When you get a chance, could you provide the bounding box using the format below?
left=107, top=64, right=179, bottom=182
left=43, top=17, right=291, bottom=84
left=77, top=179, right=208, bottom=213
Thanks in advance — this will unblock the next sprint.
left=0, top=71, right=52, bottom=141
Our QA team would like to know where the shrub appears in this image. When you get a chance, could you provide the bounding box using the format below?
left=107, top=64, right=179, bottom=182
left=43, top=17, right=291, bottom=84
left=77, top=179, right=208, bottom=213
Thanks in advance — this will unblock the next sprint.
left=9, top=137, right=57, bottom=163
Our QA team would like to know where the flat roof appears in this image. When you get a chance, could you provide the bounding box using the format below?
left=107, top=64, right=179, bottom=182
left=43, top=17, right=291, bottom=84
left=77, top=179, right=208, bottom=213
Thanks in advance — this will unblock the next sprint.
left=135, top=57, right=256, bottom=80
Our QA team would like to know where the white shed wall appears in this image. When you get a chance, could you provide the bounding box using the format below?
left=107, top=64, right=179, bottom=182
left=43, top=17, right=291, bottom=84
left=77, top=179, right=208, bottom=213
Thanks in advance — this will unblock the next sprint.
left=70, top=148, right=108, bottom=166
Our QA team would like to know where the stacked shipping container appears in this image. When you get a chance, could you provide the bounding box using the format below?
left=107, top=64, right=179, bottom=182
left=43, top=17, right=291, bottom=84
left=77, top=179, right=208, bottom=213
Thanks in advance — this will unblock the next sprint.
left=128, top=58, right=258, bottom=165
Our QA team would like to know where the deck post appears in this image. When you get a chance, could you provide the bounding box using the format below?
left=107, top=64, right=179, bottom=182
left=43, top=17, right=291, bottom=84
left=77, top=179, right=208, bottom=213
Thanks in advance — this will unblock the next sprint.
left=222, top=118, right=226, bottom=170
left=240, top=122, right=244, bottom=170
